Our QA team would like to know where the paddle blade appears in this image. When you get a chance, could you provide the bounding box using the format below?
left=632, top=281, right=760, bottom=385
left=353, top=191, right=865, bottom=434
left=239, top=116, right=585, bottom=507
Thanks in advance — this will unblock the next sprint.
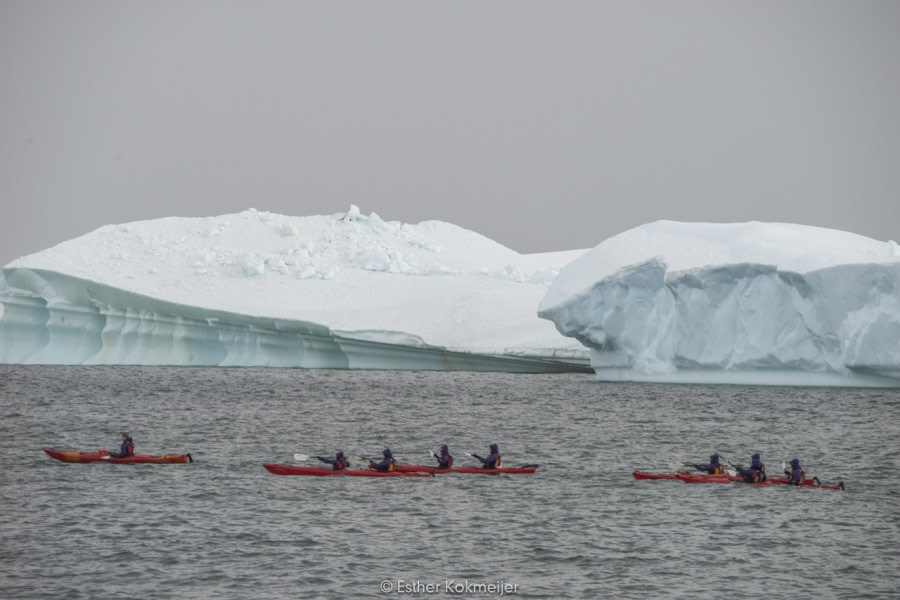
left=293, top=453, right=309, bottom=462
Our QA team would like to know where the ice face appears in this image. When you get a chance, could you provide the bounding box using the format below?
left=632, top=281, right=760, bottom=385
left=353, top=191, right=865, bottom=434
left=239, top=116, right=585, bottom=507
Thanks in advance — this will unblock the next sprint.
left=0, top=208, right=590, bottom=371
left=538, top=221, right=900, bottom=387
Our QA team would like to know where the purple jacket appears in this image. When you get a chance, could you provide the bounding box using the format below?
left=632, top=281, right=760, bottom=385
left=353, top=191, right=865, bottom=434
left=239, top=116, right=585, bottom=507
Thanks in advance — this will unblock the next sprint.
left=473, top=444, right=501, bottom=469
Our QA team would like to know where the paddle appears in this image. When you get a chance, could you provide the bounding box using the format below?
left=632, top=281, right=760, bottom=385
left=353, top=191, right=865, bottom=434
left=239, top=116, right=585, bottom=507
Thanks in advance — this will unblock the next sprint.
left=463, top=451, right=484, bottom=465
left=678, top=454, right=735, bottom=475
left=350, top=454, right=378, bottom=462
left=722, top=456, right=741, bottom=471
left=293, top=452, right=381, bottom=463
left=462, top=451, right=536, bottom=469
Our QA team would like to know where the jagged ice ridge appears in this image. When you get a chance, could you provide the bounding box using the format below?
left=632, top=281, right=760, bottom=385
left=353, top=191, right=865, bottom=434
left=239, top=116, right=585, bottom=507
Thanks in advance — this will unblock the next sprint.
left=538, top=221, right=900, bottom=387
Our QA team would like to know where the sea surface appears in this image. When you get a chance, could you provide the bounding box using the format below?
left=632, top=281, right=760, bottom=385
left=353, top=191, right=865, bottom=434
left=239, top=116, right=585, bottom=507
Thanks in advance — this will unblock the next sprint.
left=1, top=366, right=898, bottom=599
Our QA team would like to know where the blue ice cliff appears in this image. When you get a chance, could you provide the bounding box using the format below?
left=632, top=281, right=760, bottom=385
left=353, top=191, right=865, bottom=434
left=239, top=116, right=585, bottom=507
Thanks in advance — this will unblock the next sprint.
left=538, top=221, right=900, bottom=387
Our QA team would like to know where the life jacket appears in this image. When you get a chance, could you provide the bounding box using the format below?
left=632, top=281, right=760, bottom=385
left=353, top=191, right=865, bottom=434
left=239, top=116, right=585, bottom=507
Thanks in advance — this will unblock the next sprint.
left=786, top=468, right=805, bottom=485
left=438, top=455, right=453, bottom=469
left=386, top=457, right=395, bottom=472
left=332, top=458, right=349, bottom=471
left=741, top=468, right=761, bottom=483
left=484, top=456, right=501, bottom=469
left=123, top=439, right=134, bottom=457
left=756, top=464, right=766, bottom=481
left=710, top=464, right=723, bottom=475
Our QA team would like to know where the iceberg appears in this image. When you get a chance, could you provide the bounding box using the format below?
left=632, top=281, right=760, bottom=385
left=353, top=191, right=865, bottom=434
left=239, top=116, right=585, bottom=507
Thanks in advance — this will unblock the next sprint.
left=538, top=221, right=900, bottom=387
left=0, top=208, right=590, bottom=372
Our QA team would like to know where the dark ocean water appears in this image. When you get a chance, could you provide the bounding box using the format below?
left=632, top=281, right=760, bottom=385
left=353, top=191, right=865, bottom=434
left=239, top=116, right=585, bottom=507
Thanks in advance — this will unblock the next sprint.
left=0, top=366, right=898, bottom=599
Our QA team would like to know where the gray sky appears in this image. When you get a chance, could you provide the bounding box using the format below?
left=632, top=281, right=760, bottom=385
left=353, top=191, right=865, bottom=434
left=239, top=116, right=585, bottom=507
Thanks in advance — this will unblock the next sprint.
left=2, top=1, right=899, bottom=267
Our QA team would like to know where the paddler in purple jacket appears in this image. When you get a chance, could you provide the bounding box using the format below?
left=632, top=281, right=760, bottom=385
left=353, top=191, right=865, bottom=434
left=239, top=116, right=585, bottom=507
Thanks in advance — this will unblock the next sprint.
left=473, top=443, right=501, bottom=469
left=369, top=448, right=396, bottom=472
left=316, top=450, right=350, bottom=471
left=692, top=453, right=724, bottom=475
left=784, top=458, right=805, bottom=485
left=434, top=445, right=453, bottom=469
left=736, top=453, right=766, bottom=483
left=108, top=433, right=135, bottom=458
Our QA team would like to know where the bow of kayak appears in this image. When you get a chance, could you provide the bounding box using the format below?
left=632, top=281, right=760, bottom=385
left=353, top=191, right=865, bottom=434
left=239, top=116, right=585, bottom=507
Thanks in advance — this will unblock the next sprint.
left=767, top=476, right=845, bottom=490
left=43, top=448, right=192, bottom=464
left=263, top=464, right=432, bottom=477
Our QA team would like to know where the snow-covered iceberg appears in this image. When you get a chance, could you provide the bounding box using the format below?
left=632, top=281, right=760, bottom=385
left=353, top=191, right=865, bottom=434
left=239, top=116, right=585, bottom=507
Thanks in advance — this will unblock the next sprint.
left=538, top=221, right=900, bottom=387
left=0, top=207, right=590, bottom=371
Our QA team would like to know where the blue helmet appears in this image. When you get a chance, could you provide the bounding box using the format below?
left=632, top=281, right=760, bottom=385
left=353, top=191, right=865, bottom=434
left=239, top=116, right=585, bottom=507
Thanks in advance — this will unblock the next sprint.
left=440, top=445, right=449, bottom=456
left=710, top=453, right=719, bottom=464
left=490, top=443, right=499, bottom=454
left=790, top=458, right=800, bottom=468
left=383, top=448, right=393, bottom=459
left=336, top=451, right=344, bottom=460
left=751, top=453, right=762, bottom=468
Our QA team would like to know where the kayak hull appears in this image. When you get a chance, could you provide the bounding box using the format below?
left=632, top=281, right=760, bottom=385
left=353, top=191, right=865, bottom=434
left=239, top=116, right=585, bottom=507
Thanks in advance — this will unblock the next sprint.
left=43, top=448, right=192, bottom=464
left=263, top=464, right=432, bottom=477
left=395, top=465, right=538, bottom=474
left=632, top=471, right=691, bottom=480
left=679, top=473, right=734, bottom=484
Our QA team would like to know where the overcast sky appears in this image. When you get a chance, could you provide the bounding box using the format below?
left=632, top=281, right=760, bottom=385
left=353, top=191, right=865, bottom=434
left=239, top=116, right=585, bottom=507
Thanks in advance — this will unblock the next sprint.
left=1, top=2, right=899, bottom=267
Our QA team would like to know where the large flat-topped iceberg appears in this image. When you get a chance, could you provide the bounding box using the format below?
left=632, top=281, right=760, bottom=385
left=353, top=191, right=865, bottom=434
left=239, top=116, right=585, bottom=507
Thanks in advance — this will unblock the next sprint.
left=0, top=207, right=589, bottom=371
left=539, top=221, right=900, bottom=387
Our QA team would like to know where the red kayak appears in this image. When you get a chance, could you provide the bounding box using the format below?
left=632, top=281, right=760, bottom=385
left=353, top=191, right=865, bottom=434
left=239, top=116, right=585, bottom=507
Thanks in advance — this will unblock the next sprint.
left=43, top=448, right=192, bottom=464
left=394, top=464, right=538, bottom=475
left=263, top=464, right=432, bottom=477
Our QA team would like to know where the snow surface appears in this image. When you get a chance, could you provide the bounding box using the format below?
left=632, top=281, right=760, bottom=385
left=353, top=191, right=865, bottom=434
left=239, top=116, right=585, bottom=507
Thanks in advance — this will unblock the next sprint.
left=0, top=207, right=590, bottom=371
left=538, top=221, right=900, bottom=387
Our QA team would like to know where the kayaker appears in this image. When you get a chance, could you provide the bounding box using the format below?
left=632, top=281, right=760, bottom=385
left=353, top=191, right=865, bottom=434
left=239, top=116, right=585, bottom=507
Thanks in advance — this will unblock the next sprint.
left=109, top=433, right=135, bottom=458
left=750, top=453, right=766, bottom=481
left=369, top=448, right=395, bottom=473
left=692, top=453, right=724, bottom=475
left=735, top=453, right=766, bottom=483
left=434, top=444, right=453, bottom=469
left=316, top=451, right=350, bottom=471
left=784, top=458, right=805, bottom=485
left=472, top=443, right=501, bottom=469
